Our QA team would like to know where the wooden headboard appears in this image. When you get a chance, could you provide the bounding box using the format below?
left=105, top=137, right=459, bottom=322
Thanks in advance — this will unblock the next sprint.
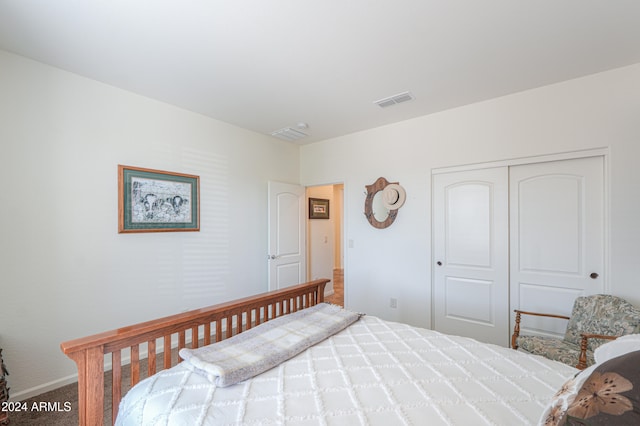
left=60, top=279, right=329, bottom=426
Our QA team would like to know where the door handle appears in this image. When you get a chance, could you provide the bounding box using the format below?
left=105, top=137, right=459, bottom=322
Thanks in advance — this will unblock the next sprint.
left=268, top=254, right=279, bottom=260
left=590, top=272, right=599, bottom=279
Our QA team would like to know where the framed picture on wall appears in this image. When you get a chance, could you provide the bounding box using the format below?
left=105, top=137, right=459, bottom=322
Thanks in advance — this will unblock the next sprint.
left=118, top=165, right=200, bottom=233
left=309, top=198, right=330, bottom=219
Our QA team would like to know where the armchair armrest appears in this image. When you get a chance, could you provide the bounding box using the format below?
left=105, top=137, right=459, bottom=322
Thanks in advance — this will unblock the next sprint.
left=577, top=333, right=619, bottom=370
left=511, top=309, right=571, bottom=349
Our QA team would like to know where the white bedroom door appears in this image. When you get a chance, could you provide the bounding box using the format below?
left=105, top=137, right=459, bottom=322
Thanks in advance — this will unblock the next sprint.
left=509, top=156, right=605, bottom=339
left=433, top=167, right=510, bottom=346
left=267, top=181, right=306, bottom=290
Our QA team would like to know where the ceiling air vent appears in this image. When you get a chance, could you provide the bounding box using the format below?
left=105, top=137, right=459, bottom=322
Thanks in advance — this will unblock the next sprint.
left=271, top=127, right=308, bottom=142
left=374, top=91, right=415, bottom=108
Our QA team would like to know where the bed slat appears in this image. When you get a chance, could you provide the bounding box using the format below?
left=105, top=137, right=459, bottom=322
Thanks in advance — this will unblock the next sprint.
left=191, top=326, right=199, bottom=349
left=178, top=331, right=186, bottom=355
left=204, top=323, right=211, bottom=345
left=130, top=345, right=139, bottom=386
left=163, top=335, right=171, bottom=369
left=112, top=351, right=122, bottom=423
left=148, top=340, right=156, bottom=376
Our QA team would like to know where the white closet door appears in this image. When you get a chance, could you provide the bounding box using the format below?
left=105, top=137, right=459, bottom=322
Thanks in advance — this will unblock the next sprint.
left=433, top=167, right=510, bottom=346
left=509, top=156, right=605, bottom=338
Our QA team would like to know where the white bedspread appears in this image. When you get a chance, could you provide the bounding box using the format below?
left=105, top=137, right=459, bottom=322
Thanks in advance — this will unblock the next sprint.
left=116, top=315, right=577, bottom=426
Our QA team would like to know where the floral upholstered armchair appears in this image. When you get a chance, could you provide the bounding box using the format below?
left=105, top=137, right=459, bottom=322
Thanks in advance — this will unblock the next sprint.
left=511, top=294, right=640, bottom=369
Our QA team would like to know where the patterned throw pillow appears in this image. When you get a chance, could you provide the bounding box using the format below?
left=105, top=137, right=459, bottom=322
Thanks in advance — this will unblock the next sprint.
left=540, top=350, right=640, bottom=425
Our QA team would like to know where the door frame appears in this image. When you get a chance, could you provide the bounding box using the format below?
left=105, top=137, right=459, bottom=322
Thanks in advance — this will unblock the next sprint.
left=431, top=147, right=610, bottom=330
left=304, top=181, right=347, bottom=305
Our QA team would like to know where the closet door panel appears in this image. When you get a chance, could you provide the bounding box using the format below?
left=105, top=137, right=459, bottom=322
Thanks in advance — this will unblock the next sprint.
left=433, top=167, right=509, bottom=346
left=518, top=175, right=581, bottom=274
left=510, top=156, right=605, bottom=338
left=446, top=183, right=492, bottom=267
left=443, top=277, right=494, bottom=325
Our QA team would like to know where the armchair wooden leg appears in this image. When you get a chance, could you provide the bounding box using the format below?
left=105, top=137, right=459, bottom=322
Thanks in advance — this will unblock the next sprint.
left=511, top=311, right=521, bottom=350
left=577, top=336, right=588, bottom=370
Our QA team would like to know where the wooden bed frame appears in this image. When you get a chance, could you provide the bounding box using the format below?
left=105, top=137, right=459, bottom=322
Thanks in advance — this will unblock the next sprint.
left=60, top=279, right=329, bottom=426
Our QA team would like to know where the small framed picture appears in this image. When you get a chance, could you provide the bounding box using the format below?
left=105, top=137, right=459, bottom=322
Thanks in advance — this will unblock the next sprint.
left=118, top=165, right=200, bottom=233
left=309, top=198, right=330, bottom=219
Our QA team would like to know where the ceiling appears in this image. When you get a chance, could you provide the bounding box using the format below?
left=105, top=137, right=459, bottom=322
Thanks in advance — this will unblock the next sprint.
left=1, top=1, right=640, bottom=144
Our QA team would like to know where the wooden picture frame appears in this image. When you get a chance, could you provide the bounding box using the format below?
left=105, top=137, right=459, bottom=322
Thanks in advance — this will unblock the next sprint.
left=118, top=165, right=200, bottom=233
left=309, top=198, right=330, bottom=219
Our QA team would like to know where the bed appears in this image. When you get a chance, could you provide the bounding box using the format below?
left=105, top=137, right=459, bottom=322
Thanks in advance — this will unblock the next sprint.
left=61, top=279, right=583, bottom=425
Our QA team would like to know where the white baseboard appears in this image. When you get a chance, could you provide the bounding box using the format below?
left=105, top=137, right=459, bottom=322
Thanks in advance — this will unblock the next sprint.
left=10, top=373, right=78, bottom=401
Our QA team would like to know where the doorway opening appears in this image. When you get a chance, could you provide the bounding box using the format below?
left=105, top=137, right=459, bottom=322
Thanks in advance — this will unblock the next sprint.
left=306, top=184, right=344, bottom=307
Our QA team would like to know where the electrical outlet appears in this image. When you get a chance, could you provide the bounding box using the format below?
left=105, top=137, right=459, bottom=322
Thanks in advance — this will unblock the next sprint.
left=390, top=298, right=397, bottom=309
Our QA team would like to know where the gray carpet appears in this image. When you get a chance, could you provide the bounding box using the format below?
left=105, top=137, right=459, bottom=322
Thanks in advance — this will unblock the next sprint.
left=7, top=354, right=166, bottom=426
left=8, top=379, right=84, bottom=426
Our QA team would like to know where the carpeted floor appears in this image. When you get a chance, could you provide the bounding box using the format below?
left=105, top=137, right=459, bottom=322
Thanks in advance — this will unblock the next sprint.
left=7, top=356, right=161, bottom=425
left=8, top=379, right=84, bottom=425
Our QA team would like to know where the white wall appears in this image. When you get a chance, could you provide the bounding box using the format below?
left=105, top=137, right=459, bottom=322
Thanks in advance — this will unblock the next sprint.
left=0, top=50, right=300, bottom=398
left=300, top=63, right=640, bottom=329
